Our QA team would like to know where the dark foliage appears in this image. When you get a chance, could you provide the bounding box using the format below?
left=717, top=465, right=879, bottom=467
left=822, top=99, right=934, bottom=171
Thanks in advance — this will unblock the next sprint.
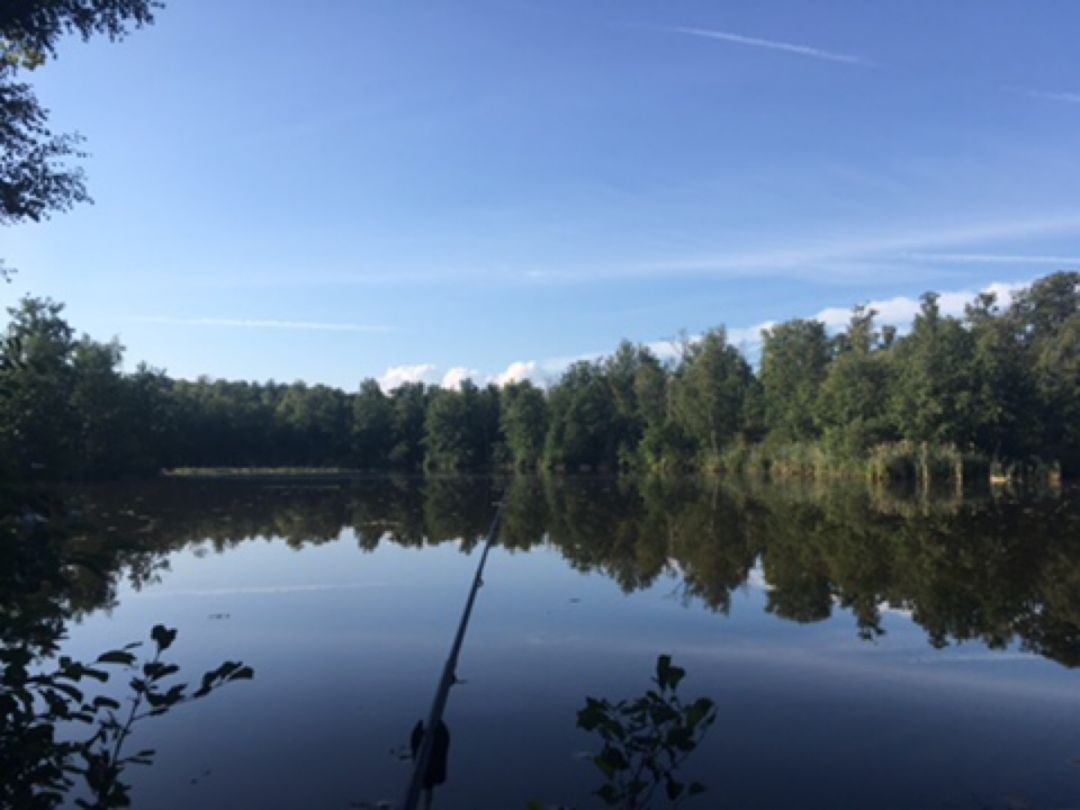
left=1, top=0, right=161, bottom=277
left=575, top=655, right=715, bottom=809
left=0, top=272, right=1077, bottom=479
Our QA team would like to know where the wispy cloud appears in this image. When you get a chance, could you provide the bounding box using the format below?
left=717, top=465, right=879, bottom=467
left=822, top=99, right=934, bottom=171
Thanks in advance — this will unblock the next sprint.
left=129, top=316, right=393, bottom=333
left=188, top=269, right=456, bottom=290
left=670, top=26, right=868, bottom=66
left=1016, top=88, right=1080, bottom=105
left=172, top=214, right=1080, bottom=291
left=481, top=214, right=1080, bottom=288
left=899, top=252, right=1080, bottom=266
left=515, top=212, right=1080, bottom=285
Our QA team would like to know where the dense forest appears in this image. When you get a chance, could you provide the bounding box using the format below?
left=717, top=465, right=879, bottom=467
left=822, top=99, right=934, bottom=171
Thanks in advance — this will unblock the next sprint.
left=1, top=271, right=1077, bottom=481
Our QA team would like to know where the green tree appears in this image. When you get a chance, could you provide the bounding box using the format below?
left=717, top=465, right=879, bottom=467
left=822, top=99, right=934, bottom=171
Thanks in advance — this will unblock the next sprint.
left=964, top=292, right=1038, bottom=464
left=814, top=307, right=895, bottom=456
left=544, top=361, right=619, bottom=469
left=890, top=293, right=978, bottom=447
left=69, top=336, right=127, bottom=475
left=122, top=363, right=177, bottom=472
left=669, top=329, right=753, bottom=461
left=470, top=382, right=502, bottom=467
left=387, top=382, right=428, bottom=468
left=632, top=352, right=692, bottom=471
left=352, top=378, right=394, bottom=468
left=276, top=384, right=349, bottom=465
left=0, top=296, right=76, bottom=475
left=1033, top=310, right=1080, bottom=475
left=424, top=385, right=474, bottom=470
left=602, top=342, right=656, bottom=466
left=760, top=319, right=830, bottom=443
left=1010, top=272, right=1080, bottom=473
left=500, top=381, right=547, bottom=470
left=1009, top=271, right=1080, bottom=346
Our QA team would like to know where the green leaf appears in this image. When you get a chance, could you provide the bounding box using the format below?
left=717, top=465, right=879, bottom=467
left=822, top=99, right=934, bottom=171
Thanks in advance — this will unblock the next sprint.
left=596, top=784, right=620, bottom=805
left=227, top=665, right=254, bottom=682
left=656, top=655, right=672, bottom=689
left=666, top=727, right=694, bottom=752
left=50, top=682, right=83, bottom=702
left=150, top=625, right=177, bottom=651
left=665, top=776, right=685, bottom=801
left=145, top=690, right=167, bottom=708
left=688, top=697, right=715, bottom=727
left=143, top=661, right=180, bottom=680
left=577, top=700, right=606, bottom=731
left=97, top=650, right=136, bottom=666
left=81, top=666, right=109, bottom=683
left=595, top=745, right=629, bottom=774
left=667, top=665, right=686, bottom=690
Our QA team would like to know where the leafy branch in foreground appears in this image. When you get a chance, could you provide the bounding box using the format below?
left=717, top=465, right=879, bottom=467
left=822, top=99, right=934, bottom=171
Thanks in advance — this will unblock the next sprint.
left=575, top=655, right=716, bottom=809
left=1, top=624, right=253, bottom=809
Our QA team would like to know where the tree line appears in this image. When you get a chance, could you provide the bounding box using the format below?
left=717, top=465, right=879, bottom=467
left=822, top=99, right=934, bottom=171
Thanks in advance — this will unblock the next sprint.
left=1, top=271, right=1077, bottom=480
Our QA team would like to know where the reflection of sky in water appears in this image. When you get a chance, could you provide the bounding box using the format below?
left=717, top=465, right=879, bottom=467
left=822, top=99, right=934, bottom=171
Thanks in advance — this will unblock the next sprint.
left=63, top=532, right=1080, bottom=809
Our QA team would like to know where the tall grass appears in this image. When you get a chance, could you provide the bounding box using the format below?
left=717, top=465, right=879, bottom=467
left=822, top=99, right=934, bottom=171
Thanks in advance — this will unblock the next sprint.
left=695, top=440, right=996, bottom=487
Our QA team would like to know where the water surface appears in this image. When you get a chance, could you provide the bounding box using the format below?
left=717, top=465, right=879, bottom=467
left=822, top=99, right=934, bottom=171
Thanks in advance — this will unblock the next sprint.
left=13, top=477, right=1080, bottom=808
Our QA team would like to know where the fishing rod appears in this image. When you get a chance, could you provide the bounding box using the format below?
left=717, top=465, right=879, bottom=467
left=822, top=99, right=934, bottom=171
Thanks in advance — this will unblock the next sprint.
left=399, top=491, right=506, bottom=810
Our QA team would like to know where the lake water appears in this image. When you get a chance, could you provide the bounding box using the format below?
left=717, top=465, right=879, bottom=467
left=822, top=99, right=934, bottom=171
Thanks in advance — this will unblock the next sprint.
left=11, top=476, right=1080, bottom=809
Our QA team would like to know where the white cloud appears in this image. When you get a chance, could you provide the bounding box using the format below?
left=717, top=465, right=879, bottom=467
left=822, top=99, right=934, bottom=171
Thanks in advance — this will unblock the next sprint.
left=813, top=281, right=1026, bottom=329
left=493, top=360, right=546, bottom=386
left=728, top=322, right=777, bottom=349
left=130, top=316, right=393, bottom=333
left=671, top=26, right=868, bottom=66
left=374, top=282, right=1034, bottom=392
left=441, top=367, right=482, bottom=390
left=637, top=321, right=776, bottom=365
left=378, top=362, right=546, bottom=392
left=378, top=364, right=439, bottom=392
left=546, top=280, right=1031, bottom=379
left=643, top=338, right=681, bottom=362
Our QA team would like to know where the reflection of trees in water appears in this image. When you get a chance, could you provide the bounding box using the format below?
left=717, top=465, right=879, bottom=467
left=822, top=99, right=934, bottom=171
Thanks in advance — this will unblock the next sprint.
left=544, top=476, right=670, bottom=593
left=5, top=479, right=1080, bottom=806
left=0, top=489, right=253, bottom=808
left=46, top=477, right=1080, bottom=667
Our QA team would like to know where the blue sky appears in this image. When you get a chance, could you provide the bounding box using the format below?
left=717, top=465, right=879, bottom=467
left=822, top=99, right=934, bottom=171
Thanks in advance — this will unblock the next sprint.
left=3, top=0, right=1079, bottom=389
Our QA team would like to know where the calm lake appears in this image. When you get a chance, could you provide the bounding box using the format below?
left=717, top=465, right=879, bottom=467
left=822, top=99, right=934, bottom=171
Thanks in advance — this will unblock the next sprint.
left=22, top=477, right=1080, bottom=808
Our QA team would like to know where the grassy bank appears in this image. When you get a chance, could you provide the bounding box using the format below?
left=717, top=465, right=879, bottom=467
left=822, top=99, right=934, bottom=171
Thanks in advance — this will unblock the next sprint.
left=164, top=449, right=1062, bottom=488
left=689, top=441, right=1057, bottom=489
left=164, top=467, right=365, bottom=479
